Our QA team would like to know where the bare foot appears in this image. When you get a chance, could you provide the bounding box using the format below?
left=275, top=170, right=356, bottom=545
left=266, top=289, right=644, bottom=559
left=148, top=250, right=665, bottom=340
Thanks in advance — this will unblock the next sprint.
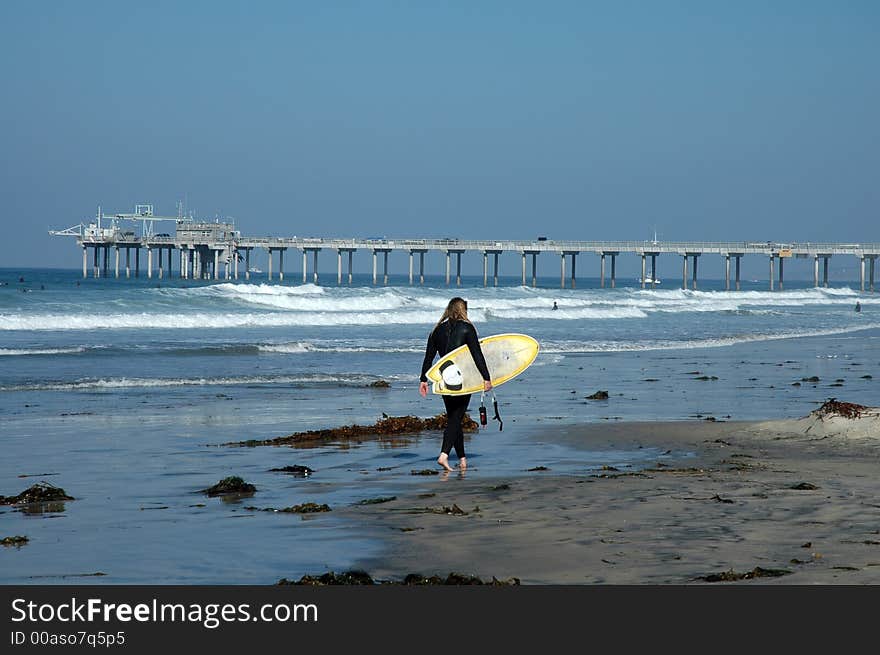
left=437, top=453, right=454, bottom=472
left=459, top=457, right=467, bottom=471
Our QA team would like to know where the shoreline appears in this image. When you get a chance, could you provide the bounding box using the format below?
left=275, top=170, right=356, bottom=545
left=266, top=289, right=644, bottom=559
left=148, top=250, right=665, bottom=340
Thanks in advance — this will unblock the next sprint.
left=344, top=413, right=880, bottom=584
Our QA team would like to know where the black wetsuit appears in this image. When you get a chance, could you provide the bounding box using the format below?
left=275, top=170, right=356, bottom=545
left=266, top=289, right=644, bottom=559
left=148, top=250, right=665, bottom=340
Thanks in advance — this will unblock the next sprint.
left=420, top=319, right=491, bottom=458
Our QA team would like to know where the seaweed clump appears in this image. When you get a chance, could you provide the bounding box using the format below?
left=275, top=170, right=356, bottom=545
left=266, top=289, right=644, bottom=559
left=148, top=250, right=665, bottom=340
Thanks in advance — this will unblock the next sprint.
left=699, top=567, right=792, bottom=582
left=0, top=482, right=74, bottom=505
left=245, top=503, right=331, bottom=514
left=201, top=476, right=256, bottom=496
left=229, top=413, right=478, bottom=448
left=1, top=535, right=29, bottom=547
left=277, top=571, right=520, bottom=585
left=815, top=398, right=869, bottom=420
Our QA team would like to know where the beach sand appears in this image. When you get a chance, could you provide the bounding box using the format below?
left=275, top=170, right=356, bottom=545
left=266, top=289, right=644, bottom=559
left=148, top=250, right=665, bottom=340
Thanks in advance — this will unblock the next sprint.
left=347, top=410, right=880, bottom=584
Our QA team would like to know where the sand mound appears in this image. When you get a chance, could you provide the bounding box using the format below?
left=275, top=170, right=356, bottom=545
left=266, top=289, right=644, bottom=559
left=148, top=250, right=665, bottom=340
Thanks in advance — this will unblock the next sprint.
left=754, top=400, right=880, bottom=440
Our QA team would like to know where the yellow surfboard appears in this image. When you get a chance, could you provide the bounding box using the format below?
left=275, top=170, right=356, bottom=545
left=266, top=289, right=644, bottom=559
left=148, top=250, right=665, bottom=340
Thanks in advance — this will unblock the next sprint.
left=425, top=333, right=540, bottom=396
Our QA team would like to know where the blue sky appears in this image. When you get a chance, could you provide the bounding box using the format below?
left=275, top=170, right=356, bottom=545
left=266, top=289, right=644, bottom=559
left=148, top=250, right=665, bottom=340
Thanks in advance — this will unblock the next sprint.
left=1, top=1, right=877, bottom=274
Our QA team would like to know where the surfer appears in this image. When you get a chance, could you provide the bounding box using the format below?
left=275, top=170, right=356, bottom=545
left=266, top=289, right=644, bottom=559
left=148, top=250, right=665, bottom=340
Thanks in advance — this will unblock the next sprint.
left=419, top=297, right=492, bottom=472
left=552, top=301, right=558, bottom=310
left=855, top=301, right=861, bottom=313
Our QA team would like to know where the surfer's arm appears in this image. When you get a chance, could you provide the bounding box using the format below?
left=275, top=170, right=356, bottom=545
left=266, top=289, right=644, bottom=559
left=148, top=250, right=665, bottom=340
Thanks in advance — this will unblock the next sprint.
left=419, top=330, right=438, bottom=383
left=465, top=325, right=492, bottom=382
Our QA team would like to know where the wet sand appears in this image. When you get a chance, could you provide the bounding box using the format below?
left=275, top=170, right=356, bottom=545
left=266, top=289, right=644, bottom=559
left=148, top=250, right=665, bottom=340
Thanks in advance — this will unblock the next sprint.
left=347, top=412, right=880, bottom=584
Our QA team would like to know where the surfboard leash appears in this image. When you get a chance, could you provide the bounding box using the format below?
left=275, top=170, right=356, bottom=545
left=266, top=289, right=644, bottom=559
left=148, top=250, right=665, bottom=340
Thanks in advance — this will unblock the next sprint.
left=480, top=391, right=503, bottom=431
left=492, top=391, right=503, bottom=431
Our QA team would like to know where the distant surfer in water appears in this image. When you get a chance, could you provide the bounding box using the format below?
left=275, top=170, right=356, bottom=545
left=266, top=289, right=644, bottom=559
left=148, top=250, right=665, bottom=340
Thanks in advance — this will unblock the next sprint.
left=420, top=297, right=492, bottom=472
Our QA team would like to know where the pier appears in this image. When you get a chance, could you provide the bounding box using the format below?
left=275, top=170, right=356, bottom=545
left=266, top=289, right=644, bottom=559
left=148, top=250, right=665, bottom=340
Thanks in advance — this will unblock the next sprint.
left=51, top=206, right=879, bottom=291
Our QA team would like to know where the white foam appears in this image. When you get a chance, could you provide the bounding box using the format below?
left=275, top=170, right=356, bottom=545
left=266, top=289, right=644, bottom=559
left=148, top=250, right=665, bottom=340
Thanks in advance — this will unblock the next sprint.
left=0, top=373, right=395, bottom=392
left=541, top=322, right=880, bottom=354
left=0, top=347, right=86, bottom=356
left=258, top=341, right=422, bottom=354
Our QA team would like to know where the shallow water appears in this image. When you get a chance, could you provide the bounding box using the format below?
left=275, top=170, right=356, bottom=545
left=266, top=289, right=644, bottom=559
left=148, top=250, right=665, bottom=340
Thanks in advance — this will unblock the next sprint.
left=1, top=269, right=877, bottom=583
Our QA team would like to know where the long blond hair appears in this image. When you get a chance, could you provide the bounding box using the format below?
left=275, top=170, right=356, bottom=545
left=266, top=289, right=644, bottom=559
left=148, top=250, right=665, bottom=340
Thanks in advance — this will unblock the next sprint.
left=434, top=297, right=471, bottom=330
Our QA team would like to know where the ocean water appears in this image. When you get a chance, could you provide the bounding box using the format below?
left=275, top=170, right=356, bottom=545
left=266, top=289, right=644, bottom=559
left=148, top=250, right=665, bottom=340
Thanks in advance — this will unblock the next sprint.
left=1, top=268, right=878, bottom=583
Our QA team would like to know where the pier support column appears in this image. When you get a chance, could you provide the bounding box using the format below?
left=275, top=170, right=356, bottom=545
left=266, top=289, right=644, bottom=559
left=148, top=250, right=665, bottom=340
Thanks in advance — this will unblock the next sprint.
left=560, top=253, right=565, bottom=289
left=82, top=246, right=88, bottom=279
left=445, top=252, right=451, bottom=286
left=494, top=252, right=500, bottom=287
left=348, top=250, right=354, bottom=285
left=409, top=251, right=414, bottom=286
left=266, top=248, right=273, bottom=281
left=532, top=253, right=537, bottom=287
left=383, top=250, right=389, bottom=285
left=312, top=250, right=319, bottom=285
left=823, top=257, right=829, bottom=288
left=115, top=247, right=120, bottom=278
left=147, top=247, right=153, bottom=279
left=610, top=254, right=616, bottom=289
left=456, top=252, right=462, bottom=287
left=769, top=255, right=775, bottom=291
left=641, top=254, right=646, bottom=289
left=651, top=254, right=657, bottom=289
left=870, top=257, right=875, bottom=293
left=181, top=249, right=188, bottom=280
left=373, top=250, right=378, bottom=285
left=214, top=249, right=220, bottom=281
left=339, top=250, right=344, bottom=285
left=860, top=256, right=866, bottom=292
left=691, top=255, right=698, bottom=290
left=570, top=253, right=576, bottom=289
left=735, top=256, right=741, bottom=291
left=135, top=248, right=140, bottom=278
left=778, top=256, right=784, bottom=291
left=102, top=246, right=109, bottom=277
left=301, top=250, right=306, bottom=284
left=725, top=255, right=730, bottom=290
left=158, top=248, right=164, bottom=279
left=234, top=248, right=238, bottom=280
left=279, top=249, right=284, bottom=283
left=682, top=255, right=687, bottom=290
left=244, top=249, right=250, bottom=281
left=419, top=251, right=425, bottom=285
left=600, top=254, right=606, bottom=288
left=813, top=255, right=819, bottom=287
left=126, top=248, right=131, bottom=279
left=521, top=253, right=527, bottom=286
left=93, top=246, right=98, bottom=278
left=483, top=251, right=489, bottom=287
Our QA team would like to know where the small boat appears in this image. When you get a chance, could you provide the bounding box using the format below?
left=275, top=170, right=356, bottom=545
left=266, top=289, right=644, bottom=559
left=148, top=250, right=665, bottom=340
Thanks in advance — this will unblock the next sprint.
left=248, top=267, right=263, bottom=274
left=638, top=276, right=661, bottom=285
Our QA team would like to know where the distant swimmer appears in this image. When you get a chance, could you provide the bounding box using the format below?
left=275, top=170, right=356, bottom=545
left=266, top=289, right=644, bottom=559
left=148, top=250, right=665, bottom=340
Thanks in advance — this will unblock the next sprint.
left=855, top=301, right=861, bottom=313
left=552, top=301, right=558, bottom=311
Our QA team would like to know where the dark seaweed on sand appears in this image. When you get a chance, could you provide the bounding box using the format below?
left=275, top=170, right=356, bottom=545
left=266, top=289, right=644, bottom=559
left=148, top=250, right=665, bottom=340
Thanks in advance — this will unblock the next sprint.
left=815, top=398, right=869, bottom=420
left=699, top=567, right=792, bottom=582
left=268, top=465, right=314, bottom=476
left=277, top=571, right=520, bottom=585
left=201, top=476, right=256, bottom=496
left=227, top=414, right=478, bottom=447
left=1, top=535, right=29, bottom=547
left=0, top=482, right=73, bottom=505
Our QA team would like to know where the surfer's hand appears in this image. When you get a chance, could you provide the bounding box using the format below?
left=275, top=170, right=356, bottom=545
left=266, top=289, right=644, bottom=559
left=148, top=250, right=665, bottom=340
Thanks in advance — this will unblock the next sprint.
left=419, top=381, right=428, bottom=398
left=484, top=380, right=492, bottom=392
